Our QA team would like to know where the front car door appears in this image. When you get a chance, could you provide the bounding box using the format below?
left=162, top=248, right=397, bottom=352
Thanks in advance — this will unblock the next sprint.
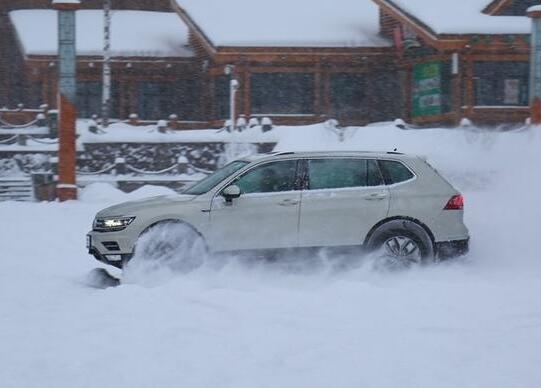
left=299, top=158, right=390, bottom=247
left=209, top=159, right=302, bottom=252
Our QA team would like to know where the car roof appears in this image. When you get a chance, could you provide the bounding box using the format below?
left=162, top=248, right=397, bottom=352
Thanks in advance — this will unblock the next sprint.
left=241, top=150, right=417, bottom=163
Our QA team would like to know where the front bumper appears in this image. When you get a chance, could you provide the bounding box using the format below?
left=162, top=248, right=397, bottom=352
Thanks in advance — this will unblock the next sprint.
left=87, top=229, right=136, bottom=269
left=89, top=247, right=132, bottom=269
left=436, top=238, right=470, bottom=259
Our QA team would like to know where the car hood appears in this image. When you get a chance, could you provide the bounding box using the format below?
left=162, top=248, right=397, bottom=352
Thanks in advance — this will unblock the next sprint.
left=96, top=194, right=196, bottom=217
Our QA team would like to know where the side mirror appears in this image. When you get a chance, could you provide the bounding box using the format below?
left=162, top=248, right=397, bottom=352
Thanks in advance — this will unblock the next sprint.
left=222, top=184, right=241, bottom=203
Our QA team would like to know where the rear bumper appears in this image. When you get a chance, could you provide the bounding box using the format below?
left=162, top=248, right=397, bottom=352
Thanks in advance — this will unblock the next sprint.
left=436, top=238, right=469, bottom=259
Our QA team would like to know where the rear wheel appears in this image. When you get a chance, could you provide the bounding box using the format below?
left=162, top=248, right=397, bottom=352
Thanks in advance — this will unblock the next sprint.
left=366, top=220, right=434, bottom=269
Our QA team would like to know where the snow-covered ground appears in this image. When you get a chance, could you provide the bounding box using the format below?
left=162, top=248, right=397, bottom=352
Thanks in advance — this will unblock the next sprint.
left=1, top=123, right=541, bottom=388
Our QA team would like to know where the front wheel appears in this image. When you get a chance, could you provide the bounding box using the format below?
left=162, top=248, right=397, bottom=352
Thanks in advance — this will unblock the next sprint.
left=129, top=221, right=207, bottom=273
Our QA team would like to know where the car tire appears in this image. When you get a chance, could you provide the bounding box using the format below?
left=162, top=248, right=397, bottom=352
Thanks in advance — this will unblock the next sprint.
left=131, top=221, right=207, bottom=273
left=365, top=219, right=435, bottom=269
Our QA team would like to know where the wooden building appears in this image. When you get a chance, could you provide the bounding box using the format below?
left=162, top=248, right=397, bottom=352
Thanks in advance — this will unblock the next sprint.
left=1, top=0, right=538, bottom=127
left=172, top=0, right=400, bottom=127
left=374, top=0, right=533, bottom=125
left=5, top=2, right=205, bottom=123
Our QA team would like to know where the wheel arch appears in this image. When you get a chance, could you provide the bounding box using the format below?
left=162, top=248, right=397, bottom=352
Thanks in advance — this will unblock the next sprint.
left=363, top=216, right=436, bottom=251
left=138, top=218, right=209, bottom=250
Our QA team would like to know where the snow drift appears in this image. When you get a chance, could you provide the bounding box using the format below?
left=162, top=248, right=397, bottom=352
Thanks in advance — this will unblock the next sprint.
left=1, top=123, right=540, bottom=388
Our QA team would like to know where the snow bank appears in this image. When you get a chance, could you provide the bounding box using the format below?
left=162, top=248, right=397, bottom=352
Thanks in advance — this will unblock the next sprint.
left=9, top=10, right=193, bottom=57
left=78, top=182, right=177, bottom=204
left=79, top=121, right=279, bottom=144
left=1, top=123, right=541, bottom=388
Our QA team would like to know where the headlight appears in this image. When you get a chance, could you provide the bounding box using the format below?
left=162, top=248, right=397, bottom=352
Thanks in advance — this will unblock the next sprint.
left=93, top=216, right=135, bottom=232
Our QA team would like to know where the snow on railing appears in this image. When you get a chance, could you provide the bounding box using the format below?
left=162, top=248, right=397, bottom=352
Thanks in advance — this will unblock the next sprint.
left=125, top=164, right=179, bottom=175
left=76, top=164, right=117, bottom=176
left=75, top=155, right=206, bottom=177
left=0, top=112, right=48, bottom=129
left=0, top=135, right=18, bottom=144
left=0, top=117, right=40, bottom=129
left=26, top=135, right=58, bottom=144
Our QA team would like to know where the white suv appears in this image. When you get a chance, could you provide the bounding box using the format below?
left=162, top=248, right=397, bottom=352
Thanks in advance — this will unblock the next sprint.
left=87, top=151, right=469, bottom=268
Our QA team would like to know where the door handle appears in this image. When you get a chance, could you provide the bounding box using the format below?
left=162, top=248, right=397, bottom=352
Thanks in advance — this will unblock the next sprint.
left=278, top=199, right=299, bottom=206
left=364, top=192, right=387, bottom=201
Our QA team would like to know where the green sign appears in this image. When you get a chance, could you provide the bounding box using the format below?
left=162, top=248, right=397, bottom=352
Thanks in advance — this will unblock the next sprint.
left=412, top=62, right=442, bottom=118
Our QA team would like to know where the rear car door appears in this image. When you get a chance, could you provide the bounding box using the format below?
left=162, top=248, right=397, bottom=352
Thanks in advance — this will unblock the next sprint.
left=209, top=159, right=302, bottom=251
left=298, top=158, right=390, bottom=247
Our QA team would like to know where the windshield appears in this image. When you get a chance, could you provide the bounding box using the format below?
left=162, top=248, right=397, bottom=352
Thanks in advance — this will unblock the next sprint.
left=183, top=160, right=249, bottom=195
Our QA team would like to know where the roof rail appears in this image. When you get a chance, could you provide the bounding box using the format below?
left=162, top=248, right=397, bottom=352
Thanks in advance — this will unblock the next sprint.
left=274, top=151, right=295, bottom=156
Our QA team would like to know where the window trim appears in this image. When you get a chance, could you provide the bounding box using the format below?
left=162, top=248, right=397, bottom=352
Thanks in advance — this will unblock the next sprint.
left=209, top=156, right=417, bottom=204
left=213, top=158, right=303, bottom=199
left=376, top=159, right=417, bottom=187
left=303, top=157, right=386, bottom=191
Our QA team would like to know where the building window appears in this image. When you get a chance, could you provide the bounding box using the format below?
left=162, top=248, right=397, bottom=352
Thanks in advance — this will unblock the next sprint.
left=27, top=82, right=43, bottom=108
left=214, top=76, right=230, bottom=119
left=174, top=79, right=201, bottom=121
left=330, top=73, right=366, bottom=119
left=138, top=82, right=173, bottom=120
left=76, top=81, right=118, bottom=119
left=251, top=73, right=314, bottom=114
left=138, top=80, right=200, bottom=121
left=474, top=62, right=529, bottom=106
left=370, top=70, right=401, bottom=121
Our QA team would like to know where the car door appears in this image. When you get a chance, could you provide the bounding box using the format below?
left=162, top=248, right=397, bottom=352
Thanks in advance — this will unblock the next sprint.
left=298, top=158, right=390, bottom=247
left=209, top=159, right=301, bottom=252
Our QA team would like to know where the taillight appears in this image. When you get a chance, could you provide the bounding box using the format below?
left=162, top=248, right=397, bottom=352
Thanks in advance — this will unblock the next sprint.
left=444, top=194, right=464, bottom=210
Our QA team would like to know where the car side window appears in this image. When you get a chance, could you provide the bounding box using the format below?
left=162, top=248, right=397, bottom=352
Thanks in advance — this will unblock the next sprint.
left=378, top=160, right=414, bottom=185
left=235, top=160, right=298, bottom=194
left=307, top=158, right=383, bottom=189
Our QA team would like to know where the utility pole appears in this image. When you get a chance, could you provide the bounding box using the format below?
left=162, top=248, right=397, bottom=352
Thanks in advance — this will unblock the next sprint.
left=102, top=0, right=112, bottom=128
left=52, top=0, right=80, bottom=201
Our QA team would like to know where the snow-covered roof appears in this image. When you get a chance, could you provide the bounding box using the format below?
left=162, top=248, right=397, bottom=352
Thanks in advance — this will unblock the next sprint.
left=528, top=5, right=541, bottom=13
left=174, top=0, right=390, bottom=48
left=9, top=10, right=194, bottom=57
left=388, top=0, right=530, bottom=35
left=52, top=0, right=81, bottom=4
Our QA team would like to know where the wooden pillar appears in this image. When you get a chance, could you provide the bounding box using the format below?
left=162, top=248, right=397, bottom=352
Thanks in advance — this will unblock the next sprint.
left=57, top=95, right=77, bottom=200
left=53, top=0, right=81, bottom=201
